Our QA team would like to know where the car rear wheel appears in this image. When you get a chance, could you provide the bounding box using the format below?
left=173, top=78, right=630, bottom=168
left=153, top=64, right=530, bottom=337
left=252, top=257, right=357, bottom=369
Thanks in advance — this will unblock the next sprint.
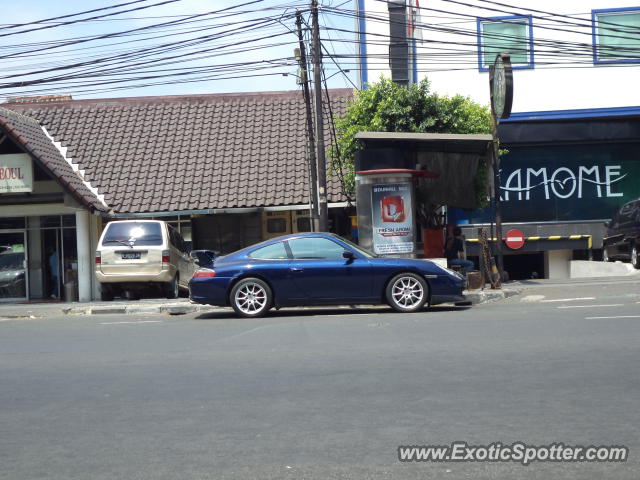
left=230, top=278, right=272, bottom=318
left=632, top=245, right=639, bottom=269
left=165, top=274, right=179, bottom=299
left=100, top=284, right=114, bottom=301
left=386, top=272, right=428, bottom=313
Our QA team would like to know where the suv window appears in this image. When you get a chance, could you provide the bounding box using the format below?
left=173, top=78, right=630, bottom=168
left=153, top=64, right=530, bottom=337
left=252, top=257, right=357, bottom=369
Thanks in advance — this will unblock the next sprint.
left=249, top=242, right=289, bottom=260
left=288, top=237, right=345, bottom=260
left=102, top=222, right=163, bottom=247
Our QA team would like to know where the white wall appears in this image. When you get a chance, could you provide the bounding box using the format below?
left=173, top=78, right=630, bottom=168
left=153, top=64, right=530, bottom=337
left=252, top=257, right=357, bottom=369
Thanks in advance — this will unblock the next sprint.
left=362, top=0, right=640, bottom=112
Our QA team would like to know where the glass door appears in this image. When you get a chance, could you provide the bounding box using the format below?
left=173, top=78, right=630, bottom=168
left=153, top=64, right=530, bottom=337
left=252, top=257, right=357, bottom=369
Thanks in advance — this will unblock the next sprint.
left=0, top=231, right=28, bottom=301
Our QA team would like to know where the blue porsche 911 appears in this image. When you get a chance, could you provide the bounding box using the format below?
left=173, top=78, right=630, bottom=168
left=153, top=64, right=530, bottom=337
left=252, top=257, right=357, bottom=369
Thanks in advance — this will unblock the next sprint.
left=188, top=233, right=466, bottom=317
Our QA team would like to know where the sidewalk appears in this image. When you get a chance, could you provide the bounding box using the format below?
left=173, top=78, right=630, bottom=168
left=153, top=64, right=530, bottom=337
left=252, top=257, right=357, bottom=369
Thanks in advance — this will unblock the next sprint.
left=0, top=297, right=219, bottom=320
left=0, top=285, right=524, bottom=319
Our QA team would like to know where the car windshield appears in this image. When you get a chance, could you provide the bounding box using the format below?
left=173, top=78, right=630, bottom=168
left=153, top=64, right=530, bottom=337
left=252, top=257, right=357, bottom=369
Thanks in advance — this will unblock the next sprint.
left=102, top=222, right=163, bottom=246
left=333, top=235, right=376, bottom=258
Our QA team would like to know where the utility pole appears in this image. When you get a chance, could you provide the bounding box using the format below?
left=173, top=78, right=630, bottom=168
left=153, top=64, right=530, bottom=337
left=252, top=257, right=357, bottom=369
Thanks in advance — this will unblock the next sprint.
left=295, top=11, right=320, bottom=232
left=311, top=0, right=328, bottom=231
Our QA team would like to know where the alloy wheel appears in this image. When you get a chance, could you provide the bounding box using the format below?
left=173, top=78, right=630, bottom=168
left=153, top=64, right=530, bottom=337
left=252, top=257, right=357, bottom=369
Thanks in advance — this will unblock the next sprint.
left=234, top=281, right=268, bottom=315
left=390, top=275, right=424, bottom=310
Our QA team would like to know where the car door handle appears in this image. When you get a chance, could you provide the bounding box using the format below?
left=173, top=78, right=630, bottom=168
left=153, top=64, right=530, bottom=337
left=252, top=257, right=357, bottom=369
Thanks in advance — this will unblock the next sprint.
left=290, top=267, right=304, bottom=272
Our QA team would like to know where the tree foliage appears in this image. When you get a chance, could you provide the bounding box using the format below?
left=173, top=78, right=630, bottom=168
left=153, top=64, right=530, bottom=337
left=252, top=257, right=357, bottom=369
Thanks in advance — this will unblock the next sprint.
left=331, top=77, right=493, bottom=200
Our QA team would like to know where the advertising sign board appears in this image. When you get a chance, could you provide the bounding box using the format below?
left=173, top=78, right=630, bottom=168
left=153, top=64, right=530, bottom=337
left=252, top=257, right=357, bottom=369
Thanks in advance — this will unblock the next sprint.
left=371, top=183, right=414, bottom=254
left=450, top=144, right=640, bottom=224
left=0, top=154, right=33, bottom=193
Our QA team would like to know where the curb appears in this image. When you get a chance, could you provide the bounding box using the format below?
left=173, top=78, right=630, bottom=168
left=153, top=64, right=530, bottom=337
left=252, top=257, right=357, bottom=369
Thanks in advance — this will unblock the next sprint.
left=463, top=287, right=522, bottom=304
left=62, top=304, right=221, bottom=316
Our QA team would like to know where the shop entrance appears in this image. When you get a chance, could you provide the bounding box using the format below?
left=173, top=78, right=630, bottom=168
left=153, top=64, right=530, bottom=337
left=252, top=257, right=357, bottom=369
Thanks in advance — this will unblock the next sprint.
left=0, top=231, right=28, bottom=301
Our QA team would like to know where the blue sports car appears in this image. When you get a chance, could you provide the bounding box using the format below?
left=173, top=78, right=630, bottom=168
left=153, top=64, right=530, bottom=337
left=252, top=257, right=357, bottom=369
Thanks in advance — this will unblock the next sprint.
left=188, top=233, right=466, bottom=317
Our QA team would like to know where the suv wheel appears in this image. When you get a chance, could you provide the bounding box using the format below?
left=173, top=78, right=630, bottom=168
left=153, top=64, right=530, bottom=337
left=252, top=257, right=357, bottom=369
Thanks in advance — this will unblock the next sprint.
left=165, top=274, right=179, bottom=299
left=632, top=245, right=639, bottom=269
left=100, top=284, right=114, bottom=301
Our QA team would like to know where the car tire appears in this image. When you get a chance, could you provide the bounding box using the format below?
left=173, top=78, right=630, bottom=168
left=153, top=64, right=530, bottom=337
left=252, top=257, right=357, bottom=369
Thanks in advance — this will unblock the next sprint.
left=165, top=274, right=179, bottom=299
left=632, top=245, right=640, bottom=269
left=100, top=284, right=114, bottom=301
left=603, top=247, right=611, bottom=262
left=386, top=272, right=428, bottom=313
left=230, top=277, right=272, bottom=318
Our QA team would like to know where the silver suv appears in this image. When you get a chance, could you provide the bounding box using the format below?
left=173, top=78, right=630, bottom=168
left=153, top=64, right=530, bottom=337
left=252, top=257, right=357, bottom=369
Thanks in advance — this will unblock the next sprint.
left=96, top=220, right=195, bottom=300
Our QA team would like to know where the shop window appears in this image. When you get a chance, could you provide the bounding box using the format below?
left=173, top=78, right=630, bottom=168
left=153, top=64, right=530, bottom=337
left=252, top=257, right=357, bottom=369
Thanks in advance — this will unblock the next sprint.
left=62, top=215, right=76, bottom=227
left=0, top=217, right=26, bottom=229
left=40, top=215, right=61, bottom=228
left=477, top=15, right=534, bottom=71
left=592, top=8, right=640, bottom=64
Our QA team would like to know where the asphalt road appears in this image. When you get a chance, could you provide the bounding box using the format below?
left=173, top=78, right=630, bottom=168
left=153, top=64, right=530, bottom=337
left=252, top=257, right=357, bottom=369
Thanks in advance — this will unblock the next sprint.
left=1, top=278, right=639, bottom=479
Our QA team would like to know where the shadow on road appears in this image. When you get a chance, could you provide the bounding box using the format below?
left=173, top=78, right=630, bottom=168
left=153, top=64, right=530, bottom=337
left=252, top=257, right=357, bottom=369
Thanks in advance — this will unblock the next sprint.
left=194, top=304, right=470, bottom=320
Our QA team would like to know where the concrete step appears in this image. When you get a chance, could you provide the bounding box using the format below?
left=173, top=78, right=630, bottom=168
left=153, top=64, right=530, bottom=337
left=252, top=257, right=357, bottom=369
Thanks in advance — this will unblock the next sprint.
left=570, top=260, right=640, bottom=278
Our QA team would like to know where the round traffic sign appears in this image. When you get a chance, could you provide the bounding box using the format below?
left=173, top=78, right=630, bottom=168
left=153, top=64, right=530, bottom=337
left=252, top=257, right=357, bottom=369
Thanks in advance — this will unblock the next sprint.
left=505, top=229, right=525, bottom=250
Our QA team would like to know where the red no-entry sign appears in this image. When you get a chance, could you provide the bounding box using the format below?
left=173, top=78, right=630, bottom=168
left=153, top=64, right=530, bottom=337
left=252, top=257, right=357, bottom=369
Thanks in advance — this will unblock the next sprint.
left=505, top=229, right=525, bottom=250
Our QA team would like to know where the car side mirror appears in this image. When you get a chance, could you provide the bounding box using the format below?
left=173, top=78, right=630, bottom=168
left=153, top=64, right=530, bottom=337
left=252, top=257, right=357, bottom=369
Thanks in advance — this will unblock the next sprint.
left=342, top=250, right=355, bottom=260
left=190, top=250, right=216, bottom=267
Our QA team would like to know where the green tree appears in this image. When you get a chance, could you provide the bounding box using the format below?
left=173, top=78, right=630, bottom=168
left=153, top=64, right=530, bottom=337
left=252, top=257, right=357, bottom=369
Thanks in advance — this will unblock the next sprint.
left=332, top=77, right=492, bottom=201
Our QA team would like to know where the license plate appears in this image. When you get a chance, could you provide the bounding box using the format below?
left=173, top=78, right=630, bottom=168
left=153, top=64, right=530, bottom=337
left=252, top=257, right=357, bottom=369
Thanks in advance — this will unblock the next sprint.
left=122, top=252, right=141, bottom=260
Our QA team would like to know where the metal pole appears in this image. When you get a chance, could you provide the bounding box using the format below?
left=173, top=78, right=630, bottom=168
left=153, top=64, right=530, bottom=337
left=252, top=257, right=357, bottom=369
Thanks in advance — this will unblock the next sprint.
left=296, top=11, right=320, bottom=232
left=311, top=0, right=328, bottom=232
left=491, top=108, right=504, bottom=280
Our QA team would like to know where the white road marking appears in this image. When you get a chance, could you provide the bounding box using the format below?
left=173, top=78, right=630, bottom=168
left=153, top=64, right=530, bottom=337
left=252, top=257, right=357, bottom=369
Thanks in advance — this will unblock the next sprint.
left=541, top=297, right=595, bottom=303
left=99, top=320, right=163, bottom=325
left=585, top=315, right=640, bottom=320
left=557, top=304, right=623, bottom=309
left=520, top=295, right=546, bottom=302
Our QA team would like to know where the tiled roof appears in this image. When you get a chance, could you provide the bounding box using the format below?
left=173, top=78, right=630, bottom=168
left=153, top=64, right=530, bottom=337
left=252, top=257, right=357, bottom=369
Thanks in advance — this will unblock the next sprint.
left=2, top=89, right=354, bottom=214
left=0, top=107, right=108, bottom=212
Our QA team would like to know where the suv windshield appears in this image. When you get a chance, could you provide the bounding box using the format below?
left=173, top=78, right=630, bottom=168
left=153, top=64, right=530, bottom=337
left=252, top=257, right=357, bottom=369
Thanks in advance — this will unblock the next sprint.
left=102, top=222, right=163, bottom=247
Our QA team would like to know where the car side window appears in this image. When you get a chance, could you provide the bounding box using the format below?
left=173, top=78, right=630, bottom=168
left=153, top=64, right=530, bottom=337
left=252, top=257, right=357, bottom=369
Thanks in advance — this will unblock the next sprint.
left=288, top=237, right=345, bottom=260
left=249, top=242, right=289, bottom=260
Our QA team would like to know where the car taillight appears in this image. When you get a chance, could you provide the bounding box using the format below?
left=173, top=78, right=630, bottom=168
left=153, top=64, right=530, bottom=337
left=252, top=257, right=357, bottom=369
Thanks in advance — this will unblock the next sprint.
left=95, top=251, right=101, bottom=264
left=193, top=269, right=216, bottom=278
left=162, top=250, right=170, bottom=263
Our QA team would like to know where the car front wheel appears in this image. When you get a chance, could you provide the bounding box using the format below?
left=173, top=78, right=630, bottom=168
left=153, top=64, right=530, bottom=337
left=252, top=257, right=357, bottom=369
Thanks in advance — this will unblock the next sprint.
left=386, top=272, right=428, bottom=313
left=230, top=278, right=272, bottom=318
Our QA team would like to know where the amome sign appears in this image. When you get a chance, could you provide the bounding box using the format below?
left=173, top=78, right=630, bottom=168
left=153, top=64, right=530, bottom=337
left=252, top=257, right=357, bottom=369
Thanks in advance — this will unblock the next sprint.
left=452, top=143, right=640, bottom=224
left=0, top=154, right=33, bottom=193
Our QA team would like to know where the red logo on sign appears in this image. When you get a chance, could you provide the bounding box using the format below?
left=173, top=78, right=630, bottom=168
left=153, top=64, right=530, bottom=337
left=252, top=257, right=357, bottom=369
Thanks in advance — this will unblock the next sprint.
left=505, top=229, right=525, bottom=250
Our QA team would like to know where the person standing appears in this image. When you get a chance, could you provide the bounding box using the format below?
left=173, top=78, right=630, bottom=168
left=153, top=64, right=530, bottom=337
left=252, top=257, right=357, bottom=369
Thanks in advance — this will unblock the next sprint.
left=445, top=226, right=474, bottom=275
left=49, top=248, right=60, bottom=299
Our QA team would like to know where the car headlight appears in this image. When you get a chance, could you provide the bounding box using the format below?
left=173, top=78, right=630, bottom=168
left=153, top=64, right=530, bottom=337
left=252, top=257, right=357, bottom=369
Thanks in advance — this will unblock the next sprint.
left=432, top=263, right=461, bottom=278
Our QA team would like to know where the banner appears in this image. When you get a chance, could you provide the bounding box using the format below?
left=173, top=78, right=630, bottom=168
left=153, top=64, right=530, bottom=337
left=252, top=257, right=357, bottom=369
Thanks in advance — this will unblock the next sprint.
left=450, top=143, right=640, bottom=224
left=0, top=154, right=33, bottom=194
left=371, top=183, right=414, bottom=254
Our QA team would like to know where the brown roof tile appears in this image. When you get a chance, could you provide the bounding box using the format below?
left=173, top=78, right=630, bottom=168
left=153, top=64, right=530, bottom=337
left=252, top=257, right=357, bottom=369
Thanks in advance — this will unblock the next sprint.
left=0, top=107, right=108, bottom=212
left=2, top=89, right=353, bottom=214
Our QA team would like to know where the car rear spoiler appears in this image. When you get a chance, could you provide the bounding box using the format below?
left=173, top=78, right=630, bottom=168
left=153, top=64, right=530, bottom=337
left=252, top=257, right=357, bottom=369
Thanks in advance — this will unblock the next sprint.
left=190, top=250, right=218, bottom=268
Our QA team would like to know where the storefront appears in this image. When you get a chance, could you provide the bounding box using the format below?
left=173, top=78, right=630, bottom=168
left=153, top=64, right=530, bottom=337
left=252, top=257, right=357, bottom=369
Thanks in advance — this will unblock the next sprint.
left=1, top=107, right=108, bottom=302
left=449, top=107, right=640, bottom=278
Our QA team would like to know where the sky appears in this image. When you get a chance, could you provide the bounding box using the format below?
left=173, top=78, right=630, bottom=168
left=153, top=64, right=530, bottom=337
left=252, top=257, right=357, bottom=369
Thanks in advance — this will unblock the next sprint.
left=0, top=0, right=359, bottom=100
